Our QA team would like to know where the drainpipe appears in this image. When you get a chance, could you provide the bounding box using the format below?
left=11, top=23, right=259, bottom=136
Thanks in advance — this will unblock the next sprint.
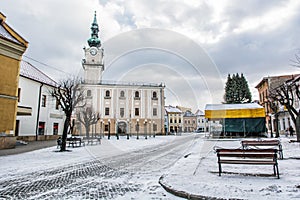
left=35, top=83, right=43, bottom=141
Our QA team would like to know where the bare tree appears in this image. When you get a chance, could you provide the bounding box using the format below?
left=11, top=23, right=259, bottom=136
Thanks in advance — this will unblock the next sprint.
left=76, top=107, right=99, bottom=139
left=50, top=77, right=85, bottom=151
left=269, top=77, right=300, bottom=141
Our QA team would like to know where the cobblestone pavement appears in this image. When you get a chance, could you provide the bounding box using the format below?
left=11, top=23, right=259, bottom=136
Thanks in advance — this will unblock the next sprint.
left=0, top=135, right=198, bottom=199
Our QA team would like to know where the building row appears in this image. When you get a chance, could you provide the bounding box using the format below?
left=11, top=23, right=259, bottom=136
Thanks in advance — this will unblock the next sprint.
left=255, top=74, right=300, bottom=136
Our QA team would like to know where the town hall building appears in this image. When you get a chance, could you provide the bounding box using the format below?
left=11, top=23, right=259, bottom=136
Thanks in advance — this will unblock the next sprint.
left=80, top=12, right=166, bottom=137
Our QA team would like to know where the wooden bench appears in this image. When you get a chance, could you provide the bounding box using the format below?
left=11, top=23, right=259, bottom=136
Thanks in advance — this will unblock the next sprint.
left=241, top=140, right=283, bottom=159
left=216, top=148, right=280, bottom=179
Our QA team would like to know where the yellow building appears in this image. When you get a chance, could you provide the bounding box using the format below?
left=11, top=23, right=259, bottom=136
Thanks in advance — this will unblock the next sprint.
left=0, top=12, right=28, bottom=144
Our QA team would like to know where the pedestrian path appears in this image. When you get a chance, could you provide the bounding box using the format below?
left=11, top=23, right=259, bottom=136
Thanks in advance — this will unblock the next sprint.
left=0, top=140, right=56, bottom=156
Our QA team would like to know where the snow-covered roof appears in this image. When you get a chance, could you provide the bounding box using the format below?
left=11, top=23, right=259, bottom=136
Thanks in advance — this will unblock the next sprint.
left=195, top=109, right=204, bottom=116
left=165, top=106, right=182, bottom=113
left=205, top=103, right=263, bottom=111
left=183, top=111, right=195, bottom=117
left=0, top=24, right=20, bottom=44
left=0, top=12, right=28, bottom=47
left=20, top=60, right=57, bottom=87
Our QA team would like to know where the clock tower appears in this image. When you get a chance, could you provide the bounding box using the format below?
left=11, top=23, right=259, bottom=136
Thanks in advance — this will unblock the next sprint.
left=82, top=11, right=104, bottom=84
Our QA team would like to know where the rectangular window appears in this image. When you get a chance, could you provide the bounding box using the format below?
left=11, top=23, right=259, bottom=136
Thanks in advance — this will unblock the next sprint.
left=17, top=88, right=21, bottom=102
left=53, top=123, right=59, bottom=135
left=153, top=108, right=157, bottom=116
left=135, top=108, right=139, bottom=116
left=105, top=107, right=109, bottom=116
left=120, top=108, right=125, bottom=118
left=41, top=95, right=46, bottom=107
left=38, top=122, right=45, bottom=135
left=55, top=99, right=59, bottom=110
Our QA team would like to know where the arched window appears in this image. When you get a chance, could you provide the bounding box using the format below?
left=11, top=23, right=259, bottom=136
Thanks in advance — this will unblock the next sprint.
left=120, top=91, right=125, bottom=98
left=87, top=90, right=91, bottom=97
left=135, top=91, right=139, bottom=98
left=105, top=90, right=110, bottom=97
left=153, top=91, right=157, bottom=98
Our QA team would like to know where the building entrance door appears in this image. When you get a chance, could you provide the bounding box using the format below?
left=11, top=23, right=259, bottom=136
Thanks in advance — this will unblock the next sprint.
left=117, top=121, right=127, bottom=134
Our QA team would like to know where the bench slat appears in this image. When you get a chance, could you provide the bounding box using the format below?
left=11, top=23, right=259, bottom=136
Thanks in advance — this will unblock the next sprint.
left=218, top=153, right=276, bottom=158
left=219, top=160, right=276, bottom=165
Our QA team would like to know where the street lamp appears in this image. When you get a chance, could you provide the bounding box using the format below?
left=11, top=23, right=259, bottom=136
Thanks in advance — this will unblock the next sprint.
left=116, top=119, right=119, bottom=140
left=144, top=119, right=147, bottom=139
left=100, top=119, right=103, bottom=139
left=127, top=119, right=130, bottom=140
left=153, top=121, right=156, bottom=138
left=136, top=119, right=139, bottom=139
left=149, top=121, right=151, bottom=138
left=108, top=119, right=111, bottom=140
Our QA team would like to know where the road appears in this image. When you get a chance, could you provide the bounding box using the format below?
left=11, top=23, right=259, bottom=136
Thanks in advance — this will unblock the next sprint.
left=0, top=134, right=201, bottom=199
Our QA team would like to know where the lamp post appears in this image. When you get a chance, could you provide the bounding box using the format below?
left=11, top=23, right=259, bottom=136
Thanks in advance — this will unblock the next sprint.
left=100, top=119, right=103, bottom=139
left=153, top=121, right=156, bottom=138
left=108, top=119, right=111, bottom=140
left=127, top=119, right=130, bottom=140
left=275, top=99, right=280, bottom=138
left=149, top=121, right=151, bottom=138
left=136, top=119, right=139, bottom=139
left=144, top=119, right=147, bottom=139
left=116, top=119, right=119, bottom=140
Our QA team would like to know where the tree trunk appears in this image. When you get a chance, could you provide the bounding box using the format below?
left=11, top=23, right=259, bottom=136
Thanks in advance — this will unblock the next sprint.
left=296, top=114, right=300, bottom=142
left=85, top=124, right=90, bottom=139
left=60, top=115, right=70, bottom=151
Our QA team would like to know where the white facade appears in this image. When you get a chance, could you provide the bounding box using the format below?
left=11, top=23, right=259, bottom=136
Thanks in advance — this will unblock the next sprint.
left=78, top=13, right=165, bottom=136
left=195, top=109, right=207, bottom=132
left=16, top=61, right=64, bottom=141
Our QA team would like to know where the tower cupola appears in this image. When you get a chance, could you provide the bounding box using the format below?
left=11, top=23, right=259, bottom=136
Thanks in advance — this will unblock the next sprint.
left=87, top=11, right=101, bottom=47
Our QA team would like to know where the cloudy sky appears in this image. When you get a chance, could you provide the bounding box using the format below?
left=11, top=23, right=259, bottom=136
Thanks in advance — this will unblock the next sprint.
left=1, top=0, right=300, bottom=111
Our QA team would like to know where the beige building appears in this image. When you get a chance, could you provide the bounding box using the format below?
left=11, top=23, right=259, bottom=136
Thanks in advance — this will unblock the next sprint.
left=255, top=74, right=298, bottom=135
left=183, top=110, right=197, bottom=132
left=165, top=105, right=183, bottom=134
left=79, top=12, right=165, bottom=137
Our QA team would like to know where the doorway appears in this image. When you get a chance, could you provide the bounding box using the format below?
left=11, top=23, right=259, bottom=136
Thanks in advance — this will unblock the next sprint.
left=117, top=121, right=127, bottom=134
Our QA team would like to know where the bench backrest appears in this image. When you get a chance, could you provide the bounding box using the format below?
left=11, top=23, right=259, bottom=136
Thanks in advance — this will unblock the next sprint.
left=241, top=140, right=280, bottom=146
left=216, top=149, right=278, bottom=159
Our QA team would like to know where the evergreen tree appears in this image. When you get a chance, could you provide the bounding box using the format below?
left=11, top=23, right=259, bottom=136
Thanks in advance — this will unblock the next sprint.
left=224, top=74, right=234, bottom=103
left=224, top=73, right=252, bottom=104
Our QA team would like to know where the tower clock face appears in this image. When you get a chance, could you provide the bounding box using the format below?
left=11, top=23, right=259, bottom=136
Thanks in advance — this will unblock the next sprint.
left=89, top=48, right=97, bottom=56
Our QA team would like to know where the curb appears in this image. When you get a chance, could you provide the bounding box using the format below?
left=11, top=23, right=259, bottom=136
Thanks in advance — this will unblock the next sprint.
left=158, top=175, right=227, bottom=200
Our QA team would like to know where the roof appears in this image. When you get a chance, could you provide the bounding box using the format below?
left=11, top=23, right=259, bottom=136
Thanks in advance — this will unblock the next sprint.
left=205, top=103, right=263, bottom=111
left=195, top=109, right=204, bottom=116
left=255, top=74, right=299, bottom=89
left=165, top=106, right=182, bottom=113
left=0, top=12, right=28, bottom=47
left=205, top=103, right=265, bottom=119
left=20, top=60, right=57, bottom=86
left=0, top=23, right=20, bottom=44
left=183, top=110, right=195, bottom=117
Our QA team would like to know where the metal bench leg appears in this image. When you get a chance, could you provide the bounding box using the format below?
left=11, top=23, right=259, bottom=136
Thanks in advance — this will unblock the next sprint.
left=218, top=162, right=222, bottom=176
left=276, top=164, right=280, bottom=179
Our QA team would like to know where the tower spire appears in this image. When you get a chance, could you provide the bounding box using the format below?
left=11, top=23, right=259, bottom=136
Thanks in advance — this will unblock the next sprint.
left=87, top=11, right=101, bottom=47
